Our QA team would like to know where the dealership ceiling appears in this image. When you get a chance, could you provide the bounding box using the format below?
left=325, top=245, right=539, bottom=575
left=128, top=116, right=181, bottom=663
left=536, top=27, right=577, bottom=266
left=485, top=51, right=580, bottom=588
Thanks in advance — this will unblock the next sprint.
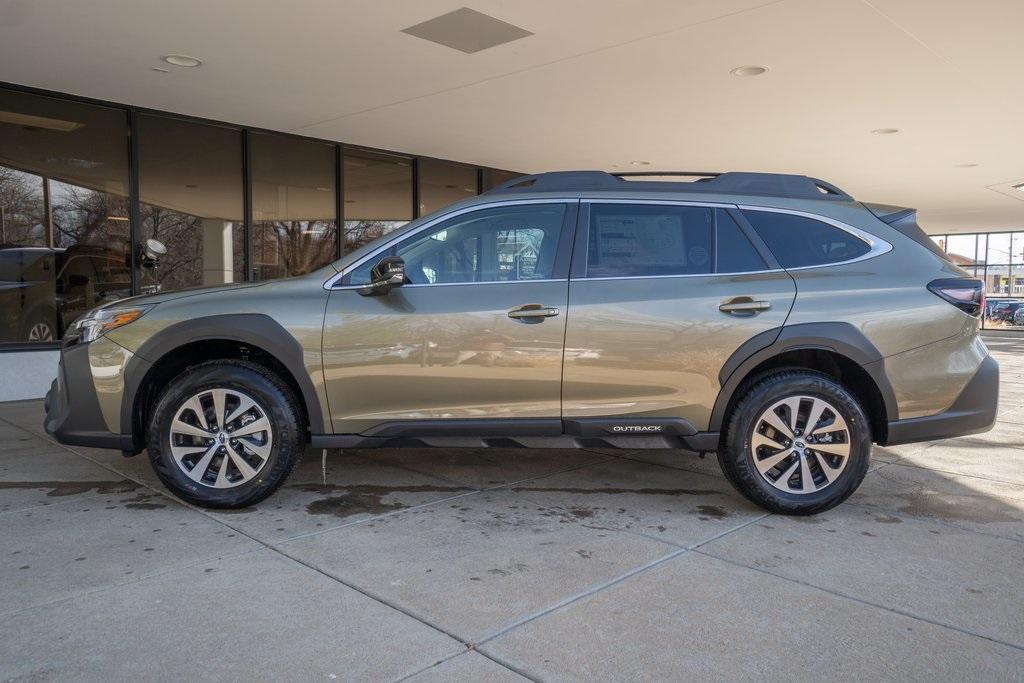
left=1, top=0, right=1021, bottom=233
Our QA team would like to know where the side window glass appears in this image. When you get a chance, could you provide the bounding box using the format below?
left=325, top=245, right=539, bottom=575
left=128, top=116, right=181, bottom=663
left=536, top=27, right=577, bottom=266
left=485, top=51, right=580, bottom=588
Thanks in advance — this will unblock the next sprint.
left=586, top=204, right=712, bottom=278
left=345, top=204, right=566, bottom=285
left=716, top=210, right=767, bottom=273
left=742, top=210, right=870, bottom=268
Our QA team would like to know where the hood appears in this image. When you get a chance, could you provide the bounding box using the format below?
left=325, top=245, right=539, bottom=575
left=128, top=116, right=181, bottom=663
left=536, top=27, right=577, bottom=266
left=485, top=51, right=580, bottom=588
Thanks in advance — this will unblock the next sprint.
left=105, top=281, right=267, bottom=308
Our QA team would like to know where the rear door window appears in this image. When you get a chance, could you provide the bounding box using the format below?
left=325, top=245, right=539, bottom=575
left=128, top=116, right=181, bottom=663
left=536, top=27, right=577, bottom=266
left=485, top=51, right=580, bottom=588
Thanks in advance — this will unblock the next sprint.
left=584, top=204, right=767, bottom=278
left=742, top=210, right=870, bottom=268
left=586, top=204, right=713, bottom=278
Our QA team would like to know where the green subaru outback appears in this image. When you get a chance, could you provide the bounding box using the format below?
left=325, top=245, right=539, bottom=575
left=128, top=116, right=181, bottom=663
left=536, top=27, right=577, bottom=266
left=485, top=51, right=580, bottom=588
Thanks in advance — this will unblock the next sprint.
left=44, top=171, right=998, bottom=514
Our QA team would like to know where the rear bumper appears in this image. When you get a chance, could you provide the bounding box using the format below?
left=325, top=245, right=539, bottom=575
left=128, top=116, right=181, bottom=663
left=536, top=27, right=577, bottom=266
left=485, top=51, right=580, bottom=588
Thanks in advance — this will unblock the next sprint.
left=43, top=343, right=134, bottom=451
left=883, top=354, right=999, bottom=446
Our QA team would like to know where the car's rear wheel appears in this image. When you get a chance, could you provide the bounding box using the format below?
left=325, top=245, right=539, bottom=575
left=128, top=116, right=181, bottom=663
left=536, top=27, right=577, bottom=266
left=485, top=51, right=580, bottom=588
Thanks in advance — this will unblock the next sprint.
left=718, top=369, right=871, bottom=515
left=21, top=309, right=56, bottom=342
left=147, top=360, right=304, bottom=509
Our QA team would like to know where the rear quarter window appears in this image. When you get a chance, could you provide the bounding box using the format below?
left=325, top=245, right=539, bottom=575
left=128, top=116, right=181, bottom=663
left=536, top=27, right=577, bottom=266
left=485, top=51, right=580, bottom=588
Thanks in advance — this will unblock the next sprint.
left=742, top=210, right=870, bottom=268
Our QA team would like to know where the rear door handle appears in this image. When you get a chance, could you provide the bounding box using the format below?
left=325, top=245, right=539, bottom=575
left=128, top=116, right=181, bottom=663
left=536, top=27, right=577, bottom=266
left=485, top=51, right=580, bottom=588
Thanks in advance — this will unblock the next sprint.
left=508, top=304, right=560, bottom=321
left=719, top=298, right=771, bottom=314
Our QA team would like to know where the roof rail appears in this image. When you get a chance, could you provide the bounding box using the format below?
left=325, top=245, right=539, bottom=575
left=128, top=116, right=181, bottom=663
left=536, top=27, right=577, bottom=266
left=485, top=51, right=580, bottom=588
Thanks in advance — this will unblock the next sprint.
left=485, top=170, right=852, bottom=201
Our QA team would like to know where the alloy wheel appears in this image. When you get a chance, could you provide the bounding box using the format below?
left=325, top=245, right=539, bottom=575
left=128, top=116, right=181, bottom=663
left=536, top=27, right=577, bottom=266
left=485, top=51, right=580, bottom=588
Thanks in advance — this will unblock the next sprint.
left=28, top=322, right=53, bottom=342
left=169, top=388, right=273, bottom=488
left=750, top=395, right=851, bottom=494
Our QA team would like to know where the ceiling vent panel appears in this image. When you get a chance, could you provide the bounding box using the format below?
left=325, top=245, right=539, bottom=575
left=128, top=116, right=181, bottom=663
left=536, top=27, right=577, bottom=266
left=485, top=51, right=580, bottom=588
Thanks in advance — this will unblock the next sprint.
left=401, top=7, right=533, bottom=54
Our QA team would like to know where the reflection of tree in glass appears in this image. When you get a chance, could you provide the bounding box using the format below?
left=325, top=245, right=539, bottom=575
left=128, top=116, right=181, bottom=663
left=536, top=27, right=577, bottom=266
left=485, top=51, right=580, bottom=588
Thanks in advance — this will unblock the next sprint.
left=0, top=167, right=46, bottom=246
left=50, top=182, right=129, bottom=252
left=255, top=220, right=336, bottom=278
left=138, top=205, right=203, bottom=291
left=344, top=220, right=407, bottom=252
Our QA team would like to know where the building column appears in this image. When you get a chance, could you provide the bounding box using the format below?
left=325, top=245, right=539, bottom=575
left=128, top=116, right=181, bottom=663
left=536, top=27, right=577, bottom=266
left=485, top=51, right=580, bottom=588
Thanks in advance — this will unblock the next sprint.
left=201, top=219, right=234, bottom=285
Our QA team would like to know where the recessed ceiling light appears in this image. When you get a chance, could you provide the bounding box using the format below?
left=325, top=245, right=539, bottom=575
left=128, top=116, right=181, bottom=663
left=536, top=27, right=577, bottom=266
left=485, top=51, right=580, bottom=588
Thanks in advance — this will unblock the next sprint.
left=872, top=128, right=900, bottom=135
left=730, top=65, right=768, bottom=77
left=162, top=54, right=203, bottom=68
left=630, top=160, right=651, bottom=166
left=954, top=162, right=979, bottom=168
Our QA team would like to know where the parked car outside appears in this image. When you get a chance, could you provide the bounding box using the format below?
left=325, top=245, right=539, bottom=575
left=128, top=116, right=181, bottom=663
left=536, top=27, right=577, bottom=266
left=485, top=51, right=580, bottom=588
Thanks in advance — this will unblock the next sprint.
left=0, top=242, right=163, bottom=342
left=45, top=171, right=998, bottom=515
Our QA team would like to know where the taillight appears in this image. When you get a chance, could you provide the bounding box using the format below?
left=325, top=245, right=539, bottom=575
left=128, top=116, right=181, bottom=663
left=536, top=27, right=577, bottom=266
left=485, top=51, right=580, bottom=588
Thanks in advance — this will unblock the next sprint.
left=927, top=278, right=984, bottom=317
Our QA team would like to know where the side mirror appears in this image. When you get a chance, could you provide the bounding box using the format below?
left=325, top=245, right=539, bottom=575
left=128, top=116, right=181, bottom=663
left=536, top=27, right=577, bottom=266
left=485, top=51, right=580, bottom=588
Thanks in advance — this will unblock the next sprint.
left=358, top=256, right=406, bottom=296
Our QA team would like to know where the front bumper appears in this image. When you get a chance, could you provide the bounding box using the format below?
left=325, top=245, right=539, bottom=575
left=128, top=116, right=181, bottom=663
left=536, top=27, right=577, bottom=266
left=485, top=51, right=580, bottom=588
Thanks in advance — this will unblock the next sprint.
left=44, top=341, right=135, bottom=451
left=884, top=354, right=999, bottom=446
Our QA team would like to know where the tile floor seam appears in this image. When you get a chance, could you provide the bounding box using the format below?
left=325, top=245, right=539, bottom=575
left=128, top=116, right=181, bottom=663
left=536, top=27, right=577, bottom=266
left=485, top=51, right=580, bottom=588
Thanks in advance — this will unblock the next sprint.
left=0, top=413, right=473, bottom=650
left=469, top=649, right=540, bottom=683
left=507, top=485, right=749, bottom=553
left=605, top=450, right=725, bottom=477
left=841, top=496, right=1024, bottom=546
left=692, top=549, right=1024, bottom=653
left=889, top=460, right=1024, bottom=487
left=271, top=488, right=484, bottom=542
left=473, top=546, right=692, bottom=645
left=277, top=454, right=627, bottom=543
left=6, top=408, right=628, bottom=548
left=0, top=544, right=266, bottom=620
left=473, top=512, right=772, bottom=645
left=393, top=649, right=536, bottom=683
left=263, top=540, right=473, bottom=648
left=0, top=488, right=126, bottom=517
left=392, top=651, right=467, bottom=683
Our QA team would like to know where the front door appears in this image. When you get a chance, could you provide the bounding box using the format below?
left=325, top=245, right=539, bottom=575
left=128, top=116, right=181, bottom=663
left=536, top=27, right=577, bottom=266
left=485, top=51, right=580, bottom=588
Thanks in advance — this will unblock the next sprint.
left=323, top=200, right=576, bottom=435
left=562, top=201, right=796, bottom=432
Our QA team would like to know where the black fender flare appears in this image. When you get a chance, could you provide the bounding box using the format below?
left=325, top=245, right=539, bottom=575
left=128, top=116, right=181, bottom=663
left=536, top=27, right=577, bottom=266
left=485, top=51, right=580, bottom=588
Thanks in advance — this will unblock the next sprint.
left=709, top=322, right=899, bottom=432
left=120, top=313, right=326, bottom=439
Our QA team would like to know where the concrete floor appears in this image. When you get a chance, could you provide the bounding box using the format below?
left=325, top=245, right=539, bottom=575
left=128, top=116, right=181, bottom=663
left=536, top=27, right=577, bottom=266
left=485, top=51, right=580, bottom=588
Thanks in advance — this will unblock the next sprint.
left=2, top=338, right=1024, bottom=681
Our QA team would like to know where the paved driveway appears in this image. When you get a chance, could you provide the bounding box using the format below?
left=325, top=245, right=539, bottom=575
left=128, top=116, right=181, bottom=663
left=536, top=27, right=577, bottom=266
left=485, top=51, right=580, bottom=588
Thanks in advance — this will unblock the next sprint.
left=2, top=337, right=1023, bottom=680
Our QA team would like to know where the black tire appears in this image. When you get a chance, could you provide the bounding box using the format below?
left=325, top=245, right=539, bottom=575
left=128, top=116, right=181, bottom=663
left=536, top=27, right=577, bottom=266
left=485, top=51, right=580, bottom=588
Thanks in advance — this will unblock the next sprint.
left=717, top=369, right=871, bottom=515
left=147, top=360, right=305, bottom=509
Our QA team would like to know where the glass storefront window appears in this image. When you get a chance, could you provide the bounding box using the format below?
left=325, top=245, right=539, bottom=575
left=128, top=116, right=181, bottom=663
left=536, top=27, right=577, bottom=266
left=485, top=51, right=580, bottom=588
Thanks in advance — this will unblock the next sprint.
left=251, top=133, right=337, bottom=279
left=0, top=85, right=519, bottom=348
left=987, top=233, right=1011, bottom=265
left=945, top=234, right=977, bottom=266
left=482, top=168, right=522, bottom=191
left=138, top=115, right=244, bottom=291
left=419, top=159, right=477, bottom=216
left=342, top=149, right=412, bottom=253
left=0, top=168, right=46, bottom=247
left=0, top=89, right=130, bottom=342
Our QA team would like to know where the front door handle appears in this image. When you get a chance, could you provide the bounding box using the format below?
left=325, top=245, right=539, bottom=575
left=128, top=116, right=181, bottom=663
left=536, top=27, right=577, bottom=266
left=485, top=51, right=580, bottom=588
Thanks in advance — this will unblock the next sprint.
left=719, top=298, right=771, bottom=315
left=508, top=304, right=560, bottom=321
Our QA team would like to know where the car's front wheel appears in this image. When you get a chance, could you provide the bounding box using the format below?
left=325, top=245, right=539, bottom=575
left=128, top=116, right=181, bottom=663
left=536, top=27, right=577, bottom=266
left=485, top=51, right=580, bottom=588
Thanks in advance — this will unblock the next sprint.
left=718, top=369, right=871, bottom=515
left=147, top=360, right=304, bottom=509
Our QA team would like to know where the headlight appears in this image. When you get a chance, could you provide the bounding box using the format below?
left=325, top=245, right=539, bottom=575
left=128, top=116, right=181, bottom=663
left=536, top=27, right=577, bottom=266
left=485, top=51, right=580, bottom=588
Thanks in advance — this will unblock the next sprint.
left=73, top=305, right=153, bottom=344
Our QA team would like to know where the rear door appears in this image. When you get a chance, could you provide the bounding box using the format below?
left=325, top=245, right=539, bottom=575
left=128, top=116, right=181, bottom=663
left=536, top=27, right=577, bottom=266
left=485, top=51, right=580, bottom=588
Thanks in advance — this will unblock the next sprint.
left=562, top=200, right=796, bottom=432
